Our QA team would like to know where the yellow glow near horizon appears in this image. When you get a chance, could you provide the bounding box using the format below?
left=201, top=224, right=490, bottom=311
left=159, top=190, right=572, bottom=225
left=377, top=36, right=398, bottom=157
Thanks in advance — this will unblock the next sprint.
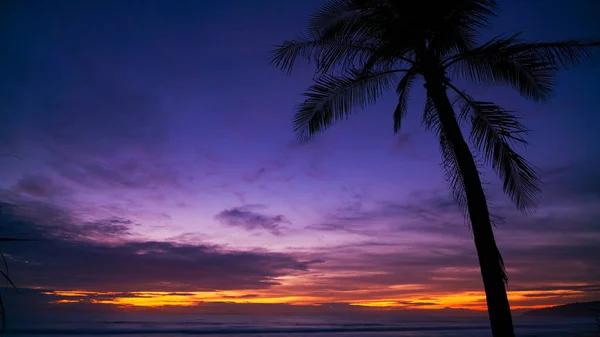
left=350, top=301, right=399, bottom=307
left=347, top=289, right=586, bottom=310
left=45, top=287, right=587, bottom=311
left=52, top=299, right=82, bottom=304
left=44, top=290, right=100, bottom=297
left=83, top=291, right=323, bottom=307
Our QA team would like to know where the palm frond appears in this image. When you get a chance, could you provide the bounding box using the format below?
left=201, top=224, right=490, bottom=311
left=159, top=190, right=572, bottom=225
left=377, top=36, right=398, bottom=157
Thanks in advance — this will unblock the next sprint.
left=270, top=34, right=377, bottom=75
left=446, top=36, right=600, bottom=102
left=421, top=94, right=444, bottom=136
left=294, top=68, right=403, bottom=141
left=425, top=94, right=507, bottom=282
left=308, top=0, right=377, bottom=40
left=450, top=86, right=541, bottom=213
left=0, top=272, right=15, bottom=291
left=439, top=132, right=469, bottom=216
left=0, top=254, right=8, bottom=286
left=309, top=0, right=395, bottom=38
left=307, top=0, right=388, bottom=66
left=308, top=0, right=360, bottom=35
left=0, top=233, right=30, bottom=336
left=0, top=291, right=5, bottom=337
left=509, top=40, right=600, bottom=69
left=393, top=69, right=418, bottom=133
left=0, top=257, right=16, bottom=337
left=429, top=0, right=499, bottom=56
left=422, top=95, right=468, bottom=215
left=424, top=102, right=471, bottom=218
left=0, top=238, right=30, bottom=242
left=446, top=34, right=556, bottom=102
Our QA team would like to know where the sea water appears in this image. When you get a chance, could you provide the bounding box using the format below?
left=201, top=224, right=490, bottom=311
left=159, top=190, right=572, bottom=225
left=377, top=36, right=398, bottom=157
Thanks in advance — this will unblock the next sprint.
left=6, top=314, right=598, bottom=336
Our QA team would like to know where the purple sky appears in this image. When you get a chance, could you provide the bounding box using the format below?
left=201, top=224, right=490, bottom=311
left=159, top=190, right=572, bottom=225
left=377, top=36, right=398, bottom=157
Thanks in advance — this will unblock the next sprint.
left=1, top=0, right=600, bottom=313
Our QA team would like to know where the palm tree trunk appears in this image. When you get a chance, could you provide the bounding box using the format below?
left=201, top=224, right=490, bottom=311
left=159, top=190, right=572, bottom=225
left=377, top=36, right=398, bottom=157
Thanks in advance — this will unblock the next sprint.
left=424, top=78, right=515, bottom=337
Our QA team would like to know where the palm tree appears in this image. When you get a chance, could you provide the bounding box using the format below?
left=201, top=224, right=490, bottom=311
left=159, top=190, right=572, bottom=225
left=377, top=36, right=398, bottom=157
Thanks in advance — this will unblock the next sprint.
left=0, top=237, right=26, bottom=336
left=270, top=1, right=599, bottom=336
left=0, top=204, right=31, bottom=335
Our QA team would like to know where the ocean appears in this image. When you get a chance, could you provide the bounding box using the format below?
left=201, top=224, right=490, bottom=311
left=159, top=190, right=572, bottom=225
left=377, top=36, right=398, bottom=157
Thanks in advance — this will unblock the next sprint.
left=6, top=314, right=598, bottom=336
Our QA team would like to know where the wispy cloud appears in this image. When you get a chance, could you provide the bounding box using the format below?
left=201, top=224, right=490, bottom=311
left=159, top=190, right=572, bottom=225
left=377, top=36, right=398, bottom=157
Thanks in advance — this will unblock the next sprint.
left=215, top=205, right=290, bottom=235
left=11, top=175, right=69, bottom=199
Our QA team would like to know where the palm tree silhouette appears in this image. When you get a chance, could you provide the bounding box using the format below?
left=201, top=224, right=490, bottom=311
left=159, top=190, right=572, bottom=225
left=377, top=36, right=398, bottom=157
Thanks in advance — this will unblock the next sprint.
left=270, top=1, right=600, bottom=336
left=0, top=237, right=27, bottom=336
left=0, top=204, right=32, bottom=335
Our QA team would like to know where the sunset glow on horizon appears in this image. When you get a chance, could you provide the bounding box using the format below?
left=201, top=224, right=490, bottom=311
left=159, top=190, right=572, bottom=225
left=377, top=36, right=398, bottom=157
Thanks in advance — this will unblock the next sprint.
left=41, top=287, right=588, bottom=311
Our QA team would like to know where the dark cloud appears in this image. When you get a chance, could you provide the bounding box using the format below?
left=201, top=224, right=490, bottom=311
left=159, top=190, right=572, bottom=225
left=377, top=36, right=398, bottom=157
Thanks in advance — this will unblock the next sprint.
left=0, top=197, right=136, bottom=242
left=292, top=232, right=600, bottom=300
left=503, top=242, right=600, bottom=288
left=297, top=186, right=600, bottom=297
left=11, top=175, right=68, bottom=199
left=221, top=294, right=259, bottom=299
left=0, top=203, right=309, bottom=293
left=44, top=154, right=182, bottom=192
left=397, top=301, right=440, bottom=307
left=215, top=205, right=290, bottom=235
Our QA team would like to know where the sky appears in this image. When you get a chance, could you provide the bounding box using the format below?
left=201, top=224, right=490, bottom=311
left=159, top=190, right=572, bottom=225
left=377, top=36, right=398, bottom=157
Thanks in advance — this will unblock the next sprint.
left=1, top=0, right=600, bottom=316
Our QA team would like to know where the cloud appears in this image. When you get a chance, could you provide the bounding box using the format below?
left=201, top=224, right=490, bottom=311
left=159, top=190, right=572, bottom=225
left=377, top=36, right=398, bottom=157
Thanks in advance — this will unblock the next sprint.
left=46, top=154, right=182, bottom=191
left=297, top=185, right=600, bottom=300
left=11, top=175, right=69, bottom=199
left=288, top=231, right=600, bottom=304
left=306, top=191, right=465, bottom=238
left=0, top=202, right=309, bottom=293
left=215, top=205, right=290, bottom=235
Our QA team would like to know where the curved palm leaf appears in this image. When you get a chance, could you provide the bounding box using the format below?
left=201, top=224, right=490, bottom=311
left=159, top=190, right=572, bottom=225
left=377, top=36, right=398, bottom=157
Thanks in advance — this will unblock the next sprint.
left=308, top=0, right=356, bottom=33
left=425, top=96, right=507, bottom=283
left=393, top=68, right=418, bottom=133
left=426, top=98, right=468, bottom=215
left=0, top=238, right=25, bottom=337
left=421, top=94, right=468, bottom=217
left=270, top=34, right=377, bottom=75
left=439, top=132, right=468, bottom=215
left=308, top=0, right=384, bottom=42
left=446, top=37, right=600, bottom=102
left=294, top=68, right=404, bottom=141
left=449, top=85, right=540, bottom=213
left=0, top=229, right=31, bottom=336
left=509, top=40, right=600, bottom=69
left=428, top=0, right=499, bottom=56
left=305, top=1, right=401, bottom=74
left=421, top=94, right=438, bottom=132
left=446, top=34, right=555, bottom=102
